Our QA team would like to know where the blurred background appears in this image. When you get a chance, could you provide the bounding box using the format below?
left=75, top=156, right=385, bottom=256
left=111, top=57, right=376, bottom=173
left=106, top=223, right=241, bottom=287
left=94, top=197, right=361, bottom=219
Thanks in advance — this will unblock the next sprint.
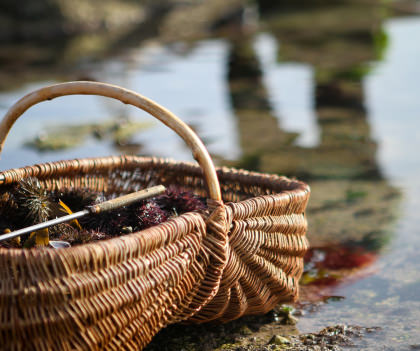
left=1, top=0, right=420, bottom=349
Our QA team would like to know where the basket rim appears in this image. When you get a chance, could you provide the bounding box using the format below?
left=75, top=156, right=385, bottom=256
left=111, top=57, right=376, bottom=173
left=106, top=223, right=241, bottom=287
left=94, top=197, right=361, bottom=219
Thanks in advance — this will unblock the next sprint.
left=0, top=154, right=309, bottom=192
left=0, top=155, right=310, bottom=255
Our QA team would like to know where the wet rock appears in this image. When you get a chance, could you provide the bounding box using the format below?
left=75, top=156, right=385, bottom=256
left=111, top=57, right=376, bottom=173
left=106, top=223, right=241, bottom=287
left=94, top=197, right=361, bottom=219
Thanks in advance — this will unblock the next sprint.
left=25, top=119, right=152, bottom=152
left=287, top=325, right=381, bottom=350
left=238, top=325, right=253, bottom=336
left=276, top=306, right=299, bottom=325
left=268, top=335, right=290, bottom=345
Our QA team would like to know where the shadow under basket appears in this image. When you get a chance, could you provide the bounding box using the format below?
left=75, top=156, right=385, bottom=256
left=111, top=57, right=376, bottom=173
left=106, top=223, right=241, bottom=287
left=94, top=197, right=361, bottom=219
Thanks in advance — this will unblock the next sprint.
left=0, top=82, right=310, bottom=351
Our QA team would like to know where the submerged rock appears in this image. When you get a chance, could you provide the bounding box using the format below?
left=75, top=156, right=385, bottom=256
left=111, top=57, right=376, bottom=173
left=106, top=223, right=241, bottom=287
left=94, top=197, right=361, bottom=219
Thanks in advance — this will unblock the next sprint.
left=25, top=119, right=153, bottom=151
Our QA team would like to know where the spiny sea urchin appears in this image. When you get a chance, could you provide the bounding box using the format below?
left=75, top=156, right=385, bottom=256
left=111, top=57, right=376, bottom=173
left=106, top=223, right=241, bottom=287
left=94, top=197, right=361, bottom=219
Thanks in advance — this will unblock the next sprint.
left=14, top=177, right=52, bottom=224
left=135, top=201, right=168, bottom=230
left=155, top=186, right=206, bottom=215
left=52, top=188, right=102, bottom=211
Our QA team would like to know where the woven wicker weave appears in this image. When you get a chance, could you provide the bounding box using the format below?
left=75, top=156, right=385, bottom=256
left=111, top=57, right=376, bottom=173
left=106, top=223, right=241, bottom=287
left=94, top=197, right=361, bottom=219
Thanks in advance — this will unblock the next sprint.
left=0, top=82, right=310, bottom=350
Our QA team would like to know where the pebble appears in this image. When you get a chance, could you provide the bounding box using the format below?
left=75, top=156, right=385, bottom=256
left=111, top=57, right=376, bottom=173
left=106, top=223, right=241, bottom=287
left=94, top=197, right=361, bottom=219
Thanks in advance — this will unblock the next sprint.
left=268, top=335, right=290, bottom=345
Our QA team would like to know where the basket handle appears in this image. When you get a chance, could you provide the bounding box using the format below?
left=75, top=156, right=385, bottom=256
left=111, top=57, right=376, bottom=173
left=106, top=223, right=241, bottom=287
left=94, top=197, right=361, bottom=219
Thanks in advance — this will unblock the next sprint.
left=0, top=81, right=222, bottom=201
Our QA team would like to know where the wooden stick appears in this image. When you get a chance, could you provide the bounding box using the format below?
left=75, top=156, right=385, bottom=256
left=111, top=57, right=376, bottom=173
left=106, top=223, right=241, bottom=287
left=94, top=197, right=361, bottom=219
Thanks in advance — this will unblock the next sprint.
left=90, top=185, right=165, bottom=213
left=0, top=185, right=165, bottom=243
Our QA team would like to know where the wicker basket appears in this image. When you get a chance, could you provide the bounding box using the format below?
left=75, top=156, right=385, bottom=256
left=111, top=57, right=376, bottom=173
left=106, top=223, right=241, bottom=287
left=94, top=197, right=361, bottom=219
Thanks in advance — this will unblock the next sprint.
left=0, top=82, right=310, bottom=350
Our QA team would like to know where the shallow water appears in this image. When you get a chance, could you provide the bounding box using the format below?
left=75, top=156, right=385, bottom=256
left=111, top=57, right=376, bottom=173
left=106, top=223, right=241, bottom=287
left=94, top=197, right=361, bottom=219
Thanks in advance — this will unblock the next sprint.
left=299, top=16, right=420, bottom=349
left=1, top=2, right=420, bottom=350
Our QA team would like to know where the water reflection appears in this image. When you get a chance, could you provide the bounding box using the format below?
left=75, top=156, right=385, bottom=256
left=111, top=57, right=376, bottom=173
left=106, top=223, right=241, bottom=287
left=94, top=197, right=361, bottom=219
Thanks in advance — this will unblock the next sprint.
left=227, top=35, right=298, bottom=167
left=231, top=1, right=384, bottom=179
left=222, top=3, right=400, bottom=292
left=0, top=1, right=169, bottom=91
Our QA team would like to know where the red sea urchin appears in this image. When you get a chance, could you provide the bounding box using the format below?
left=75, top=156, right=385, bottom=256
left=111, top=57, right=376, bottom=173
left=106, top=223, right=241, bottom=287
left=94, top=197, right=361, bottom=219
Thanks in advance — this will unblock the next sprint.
left=135, top=201, right=168, bottom=230
left=155, top=185, right=206, bottom=215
